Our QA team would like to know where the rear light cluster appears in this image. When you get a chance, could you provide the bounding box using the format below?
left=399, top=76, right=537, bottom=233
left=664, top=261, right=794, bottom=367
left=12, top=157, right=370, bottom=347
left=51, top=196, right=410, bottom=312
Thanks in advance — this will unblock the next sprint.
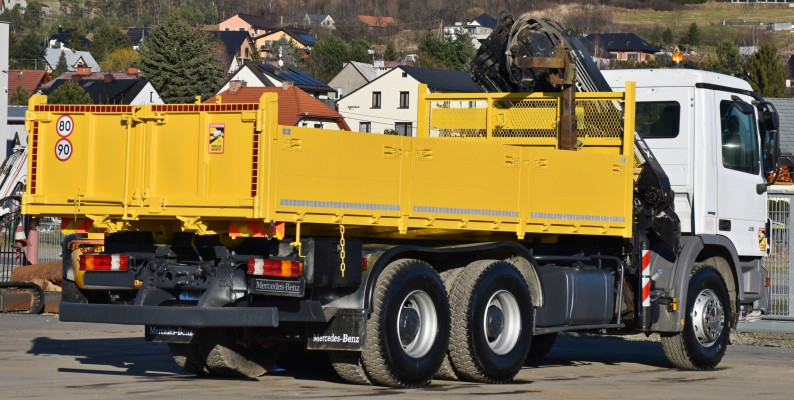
left=79, top=254, right=129, bottom=271
left=247, top=258, right=303, bottom=278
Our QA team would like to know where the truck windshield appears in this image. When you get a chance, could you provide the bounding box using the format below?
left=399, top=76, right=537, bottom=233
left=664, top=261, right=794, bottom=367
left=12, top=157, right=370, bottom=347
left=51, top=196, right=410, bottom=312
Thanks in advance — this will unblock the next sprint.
left=720, top=100, right=759, bottom=175
left=635, top=101, right=680, bottom=139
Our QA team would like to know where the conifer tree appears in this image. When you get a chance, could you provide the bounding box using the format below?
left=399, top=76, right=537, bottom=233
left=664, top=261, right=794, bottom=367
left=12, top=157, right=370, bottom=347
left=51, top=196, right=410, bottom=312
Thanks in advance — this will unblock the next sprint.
left=745, top=43, right=786, bottom=98
left=53, top=51, right=69, bottom=78
left=48, top=80, right=93, bottom=104
left=137, top=11, right=224, bottom=103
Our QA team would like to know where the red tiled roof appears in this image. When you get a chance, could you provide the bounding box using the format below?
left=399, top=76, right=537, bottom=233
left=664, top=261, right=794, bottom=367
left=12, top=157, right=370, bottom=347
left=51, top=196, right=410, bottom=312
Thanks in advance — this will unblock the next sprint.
left=205, top=86, right=350, bottom=130
left=8, top=70, right=51, bottom=100
left=357, top=15, right=396, bottom=28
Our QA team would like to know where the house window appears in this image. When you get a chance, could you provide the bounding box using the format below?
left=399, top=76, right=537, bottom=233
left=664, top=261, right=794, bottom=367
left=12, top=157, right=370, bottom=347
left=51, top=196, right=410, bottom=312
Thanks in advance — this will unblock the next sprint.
left=627, top=53, right=637, bottom=61
left=225, top=28, right=230, bottom=31
left=395, top=122, right=412, bottom=136
left=399, top=92, right=409, bottom=108
left=244, top=47, right=249, bottom=58
left=372, top=92, right=381, bottom=108
left=314, top=123, right=323, bottom=129
left=239, top=27, right=245, bottom=31
left=359, top=122, right=371, bottom=133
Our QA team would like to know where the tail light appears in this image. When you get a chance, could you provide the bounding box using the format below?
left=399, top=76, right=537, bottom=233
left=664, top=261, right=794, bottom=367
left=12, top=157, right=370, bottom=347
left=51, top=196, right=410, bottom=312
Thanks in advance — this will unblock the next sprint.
left=79, top=254, right=129, bottom=271
left=247, top=258, right=303, bottom=278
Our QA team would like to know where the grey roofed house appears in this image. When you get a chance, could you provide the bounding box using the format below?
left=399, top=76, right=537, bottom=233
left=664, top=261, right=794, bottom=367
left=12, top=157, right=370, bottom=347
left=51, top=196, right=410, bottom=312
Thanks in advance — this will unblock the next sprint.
left=398, top=65, right=481, bottom=92
left=125, top=28, right=149, bottom=49
left=766, top=98, right=794, bottom=168
left=582, top=33, right=661, bottom=60
left=40, top=72, right=163, bottom=105
left=328, top=61, right=382, bottom=99
left=44, top=48, right=100, bottom=73
left=236, top=13, right=269, bottom=29
left=471, top=13, right=497, bottom=29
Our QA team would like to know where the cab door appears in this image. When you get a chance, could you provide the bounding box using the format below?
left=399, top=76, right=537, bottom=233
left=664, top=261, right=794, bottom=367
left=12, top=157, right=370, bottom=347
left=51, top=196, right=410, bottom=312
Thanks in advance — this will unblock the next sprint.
left=715, top=91, right=767, bottom=257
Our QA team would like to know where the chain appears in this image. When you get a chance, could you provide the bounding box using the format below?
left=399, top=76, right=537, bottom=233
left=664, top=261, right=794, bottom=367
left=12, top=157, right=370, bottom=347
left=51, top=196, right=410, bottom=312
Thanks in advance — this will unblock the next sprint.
left=339, top=224, right=346, bottom=278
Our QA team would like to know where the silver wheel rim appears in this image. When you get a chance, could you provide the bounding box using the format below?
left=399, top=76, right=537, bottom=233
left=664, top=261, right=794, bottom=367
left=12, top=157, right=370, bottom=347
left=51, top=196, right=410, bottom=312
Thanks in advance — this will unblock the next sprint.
left=691, top=288, right=724, bottom=347
left=483, top=289, right=521, bottom=355
left=397, top=290, right=438, bottom=358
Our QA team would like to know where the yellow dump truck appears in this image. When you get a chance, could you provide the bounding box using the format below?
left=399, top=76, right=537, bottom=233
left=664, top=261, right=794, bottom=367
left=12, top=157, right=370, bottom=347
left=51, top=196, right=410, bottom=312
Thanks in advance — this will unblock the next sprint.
left=22, top=76, right=777, bottom=387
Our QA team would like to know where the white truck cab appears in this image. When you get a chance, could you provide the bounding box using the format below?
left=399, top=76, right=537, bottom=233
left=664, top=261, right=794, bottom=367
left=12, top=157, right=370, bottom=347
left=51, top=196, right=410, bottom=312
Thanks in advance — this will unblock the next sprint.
left=603, top=68, right=777, bottom=315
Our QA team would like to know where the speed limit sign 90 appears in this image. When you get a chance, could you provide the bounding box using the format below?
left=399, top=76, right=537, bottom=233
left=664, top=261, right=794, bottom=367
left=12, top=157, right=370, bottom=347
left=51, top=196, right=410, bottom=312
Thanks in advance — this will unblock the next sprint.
left=55, top=138, right=72, bottom=161
left=56, top=115, right=74, bottom=137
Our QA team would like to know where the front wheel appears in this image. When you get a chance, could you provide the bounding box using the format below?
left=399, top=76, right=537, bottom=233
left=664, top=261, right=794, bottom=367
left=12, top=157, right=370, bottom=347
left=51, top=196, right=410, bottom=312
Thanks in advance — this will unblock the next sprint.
left=661, top=266, right=730, bottom=370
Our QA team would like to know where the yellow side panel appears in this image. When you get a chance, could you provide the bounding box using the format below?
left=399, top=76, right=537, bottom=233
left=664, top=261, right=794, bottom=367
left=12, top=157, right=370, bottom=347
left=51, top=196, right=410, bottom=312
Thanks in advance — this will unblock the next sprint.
left=149, top=113, right=202, bottom=200
left=525, top=148, right=631, bottom=236
left=273, top=127, right=405, bottom=224
left=409, top=137, right=522, bottom=228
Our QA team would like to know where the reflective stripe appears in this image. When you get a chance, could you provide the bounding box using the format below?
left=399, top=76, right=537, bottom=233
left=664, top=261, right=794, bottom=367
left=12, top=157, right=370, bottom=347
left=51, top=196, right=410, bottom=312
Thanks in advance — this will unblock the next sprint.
left=280, top=199, right=399, bottom=211
left=642, top=250, right=651, bottom=307
left=414, top=205, right=518, bottom=218
left=532, top=212, right=625, bottom=223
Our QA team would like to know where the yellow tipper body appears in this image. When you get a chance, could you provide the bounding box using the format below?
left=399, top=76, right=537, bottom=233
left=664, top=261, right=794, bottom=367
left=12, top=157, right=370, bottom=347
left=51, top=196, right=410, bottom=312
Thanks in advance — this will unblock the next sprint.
left=22, top=83, right=636, bottom=241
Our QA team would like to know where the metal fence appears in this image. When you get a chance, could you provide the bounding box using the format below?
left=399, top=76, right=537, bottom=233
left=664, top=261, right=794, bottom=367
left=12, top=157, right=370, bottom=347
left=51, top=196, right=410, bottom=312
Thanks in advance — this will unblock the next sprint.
left=768, top=192, right=794, bottom=318
left=0, top=198, right=62, bottom=283
left=36, top=217, right=63, bottom=264
left=0, top=198, right=25, bottom=282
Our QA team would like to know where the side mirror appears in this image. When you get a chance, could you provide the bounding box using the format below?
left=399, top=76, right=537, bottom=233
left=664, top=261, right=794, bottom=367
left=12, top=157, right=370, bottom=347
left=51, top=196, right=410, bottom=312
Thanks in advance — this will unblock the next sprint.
left=755, top=101, right=780, bottom=183
left=731, top=95, right=754, bottom=115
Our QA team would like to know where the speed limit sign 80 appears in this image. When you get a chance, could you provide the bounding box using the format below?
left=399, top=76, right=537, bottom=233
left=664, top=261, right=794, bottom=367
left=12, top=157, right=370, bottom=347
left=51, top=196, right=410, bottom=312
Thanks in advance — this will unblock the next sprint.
left=56, top=115, right=74, bottom=137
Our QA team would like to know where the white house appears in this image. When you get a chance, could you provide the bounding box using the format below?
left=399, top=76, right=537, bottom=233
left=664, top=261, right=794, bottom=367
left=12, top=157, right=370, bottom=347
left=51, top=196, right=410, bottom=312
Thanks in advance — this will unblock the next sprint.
left=304, top=13, right=336, bottom=29
left=217, top=62, right=335, bottom=101
left=336, top=65, right=480, bottom=136
left=442, top=13, right=497, bottom=49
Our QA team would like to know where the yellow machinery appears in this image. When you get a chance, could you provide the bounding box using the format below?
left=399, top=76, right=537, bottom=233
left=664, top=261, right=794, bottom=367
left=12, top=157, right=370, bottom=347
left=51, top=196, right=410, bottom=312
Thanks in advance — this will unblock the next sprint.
left=22, top=83, right=635, bottom=242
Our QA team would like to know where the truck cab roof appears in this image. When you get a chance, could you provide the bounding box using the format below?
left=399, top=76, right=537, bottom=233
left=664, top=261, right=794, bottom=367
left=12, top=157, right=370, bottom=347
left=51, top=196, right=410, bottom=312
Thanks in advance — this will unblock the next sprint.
left=600, top=68, right=753, bottom=92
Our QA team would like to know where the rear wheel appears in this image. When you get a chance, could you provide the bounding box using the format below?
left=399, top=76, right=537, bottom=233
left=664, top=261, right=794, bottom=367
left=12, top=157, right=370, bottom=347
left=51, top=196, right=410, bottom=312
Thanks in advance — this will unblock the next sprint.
left=449, top=260, right=532, bottom=383
left=200, top=328, right=281, bottom=378
left=359, top=259, right=450, bottom=387
left=661, top=266, right=730, bottom=370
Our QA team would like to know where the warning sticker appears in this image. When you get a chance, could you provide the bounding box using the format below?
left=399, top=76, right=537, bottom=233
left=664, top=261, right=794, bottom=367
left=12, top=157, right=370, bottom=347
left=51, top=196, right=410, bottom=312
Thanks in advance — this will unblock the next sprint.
left=759, top=227, right=767, bottom=252
left=209, top=123, right=225, bottom=154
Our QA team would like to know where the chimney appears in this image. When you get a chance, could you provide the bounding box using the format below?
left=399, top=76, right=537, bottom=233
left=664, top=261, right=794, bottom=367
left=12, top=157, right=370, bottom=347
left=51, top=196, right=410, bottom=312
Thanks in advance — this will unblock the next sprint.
left=127, top=67, right=138, bottom=75
left=76, top=67, right=91, bottom=75
left=71, top=73, right=83, bottom=82
left=228, top=80, right=246, bottom=93
left=104, top=73, right=114, bottom=83
left=282, top=81, right=293, bottom=91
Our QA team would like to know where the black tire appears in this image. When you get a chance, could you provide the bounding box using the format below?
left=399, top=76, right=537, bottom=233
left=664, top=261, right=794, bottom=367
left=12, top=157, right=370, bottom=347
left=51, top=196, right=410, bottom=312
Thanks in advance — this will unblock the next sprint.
left=435, top=268, right=464, bottom=381
left=61, top=233, right=88, bottom=304
left=168, top=342, right=209, bottom=375
left=329, top=350, right=371, bottom=385
left=200, top=328, right=281, bottom=378
left=661, top=266, right=730, bottom=370
left=449, top=260, right=533, bottom=383
left=525, top=333, right=558, bottom=365
left=360, top=259, right=450, bottom=387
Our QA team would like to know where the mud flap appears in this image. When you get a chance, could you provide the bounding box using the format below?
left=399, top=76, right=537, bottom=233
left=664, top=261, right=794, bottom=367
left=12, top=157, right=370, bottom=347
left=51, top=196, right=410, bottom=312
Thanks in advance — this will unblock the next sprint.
left=306, top=309, right=366, bottom=351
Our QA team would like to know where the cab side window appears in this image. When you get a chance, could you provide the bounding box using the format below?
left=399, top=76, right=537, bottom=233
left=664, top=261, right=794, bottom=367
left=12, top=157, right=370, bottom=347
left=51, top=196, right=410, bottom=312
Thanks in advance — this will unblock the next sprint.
left=720, top=100, right=759, bottom=175
left=636, top=101, right=680, bottom=139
